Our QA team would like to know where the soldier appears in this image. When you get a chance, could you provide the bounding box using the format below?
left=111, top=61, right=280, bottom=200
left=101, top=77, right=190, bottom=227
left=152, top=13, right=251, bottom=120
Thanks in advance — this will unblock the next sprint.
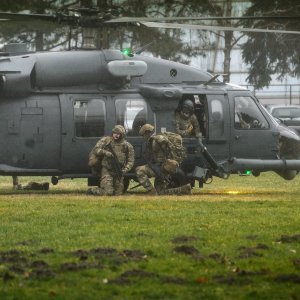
left=135, top=124, right=191, bottom=195
left=175, top=99, right=202, bottom=138
left=87, top=125, right=134, bottom=196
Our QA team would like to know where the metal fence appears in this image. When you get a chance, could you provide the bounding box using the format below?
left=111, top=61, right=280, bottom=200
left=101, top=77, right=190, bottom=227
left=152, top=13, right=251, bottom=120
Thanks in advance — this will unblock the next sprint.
left=241, top=84, right=300, bottom=106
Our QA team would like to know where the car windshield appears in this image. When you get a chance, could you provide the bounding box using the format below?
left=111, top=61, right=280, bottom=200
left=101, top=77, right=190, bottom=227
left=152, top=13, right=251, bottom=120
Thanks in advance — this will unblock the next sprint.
left=272, top=107, right=300, bottom=119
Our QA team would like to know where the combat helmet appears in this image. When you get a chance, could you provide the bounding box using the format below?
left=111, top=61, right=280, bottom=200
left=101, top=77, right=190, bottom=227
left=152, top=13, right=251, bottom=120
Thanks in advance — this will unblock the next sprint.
left=139, top=124, right=154, bottom=136
left=181, top=99, right=194, bottom=118
left=112, top=125, right=126, bottom=136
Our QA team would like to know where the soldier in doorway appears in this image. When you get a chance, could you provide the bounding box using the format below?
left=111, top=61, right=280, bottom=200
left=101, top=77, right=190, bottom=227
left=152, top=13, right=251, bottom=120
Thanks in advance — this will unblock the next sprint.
left=175, top=99, right=202, bottom=138
left=87, top=125, right=134, bottom=196
left=135, top=124, right=191, bottom=195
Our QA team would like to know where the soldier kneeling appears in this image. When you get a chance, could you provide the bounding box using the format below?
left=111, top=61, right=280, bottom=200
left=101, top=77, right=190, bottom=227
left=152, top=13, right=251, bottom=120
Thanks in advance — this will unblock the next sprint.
left=87, top=125, right=134, bottom=196
left=135, top=124, right=191, bottom=195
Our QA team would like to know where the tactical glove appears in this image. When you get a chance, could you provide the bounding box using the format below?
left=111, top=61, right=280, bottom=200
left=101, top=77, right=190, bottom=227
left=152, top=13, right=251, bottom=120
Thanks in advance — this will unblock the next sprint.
left=122, top=167, right=128, bottom=174
left=104, top=151, right=113, bottom=158
left=186, top=124, right=193, bottom=135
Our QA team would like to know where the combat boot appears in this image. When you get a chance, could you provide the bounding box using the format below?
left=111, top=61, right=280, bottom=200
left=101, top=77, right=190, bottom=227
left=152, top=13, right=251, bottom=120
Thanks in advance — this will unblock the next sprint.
left=86, top=187, right=105, bottom=195
left=146, top=187, right=157, bottom=195
left=161, top=183, right=192, bottom=195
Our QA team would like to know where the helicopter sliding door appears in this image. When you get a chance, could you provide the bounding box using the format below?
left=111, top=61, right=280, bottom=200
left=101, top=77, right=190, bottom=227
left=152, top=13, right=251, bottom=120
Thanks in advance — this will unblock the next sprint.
left=60, top=94, right=110, bottom=173
left=60, top=93, right=154, bottom=174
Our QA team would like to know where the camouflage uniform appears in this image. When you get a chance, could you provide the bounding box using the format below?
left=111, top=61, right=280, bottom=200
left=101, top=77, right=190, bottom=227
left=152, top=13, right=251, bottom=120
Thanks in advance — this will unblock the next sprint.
left=135, top=124, right=191, bottom=195
left=175, top=100, right=202, bottom=138
left=88, top=125, right=134, bottom=196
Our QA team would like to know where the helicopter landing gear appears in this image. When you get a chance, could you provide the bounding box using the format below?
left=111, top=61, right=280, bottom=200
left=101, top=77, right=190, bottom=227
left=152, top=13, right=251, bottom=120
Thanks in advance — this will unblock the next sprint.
left=51, top=176, right=59, bottom=185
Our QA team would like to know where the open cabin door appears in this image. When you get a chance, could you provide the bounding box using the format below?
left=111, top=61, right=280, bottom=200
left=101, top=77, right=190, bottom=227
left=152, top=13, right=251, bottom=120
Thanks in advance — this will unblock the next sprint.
left=180, top=93, right=230, bottom=172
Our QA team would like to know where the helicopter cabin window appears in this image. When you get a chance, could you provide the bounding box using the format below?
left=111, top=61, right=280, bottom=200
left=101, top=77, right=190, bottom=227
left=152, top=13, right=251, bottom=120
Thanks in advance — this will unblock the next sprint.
left=74, top=99, right=106, bottom=137
left=115, top=99, right=147, bottom=136
left=210, top=99, right=224, bottom=138
left=234, top=96, right=268, bottom=129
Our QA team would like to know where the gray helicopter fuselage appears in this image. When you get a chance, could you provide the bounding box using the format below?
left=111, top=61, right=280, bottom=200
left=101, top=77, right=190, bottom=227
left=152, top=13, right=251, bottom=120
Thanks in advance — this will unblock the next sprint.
left=0, top=49, right=300, bottom=183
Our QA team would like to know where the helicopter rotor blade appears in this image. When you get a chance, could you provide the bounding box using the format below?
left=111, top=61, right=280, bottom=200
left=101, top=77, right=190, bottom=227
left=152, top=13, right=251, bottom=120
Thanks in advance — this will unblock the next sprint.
left=0, top=12, right=56, bottom=22
left=105, top=15, right=300, bottom=23
left=141, top=21, right=300, bottom=35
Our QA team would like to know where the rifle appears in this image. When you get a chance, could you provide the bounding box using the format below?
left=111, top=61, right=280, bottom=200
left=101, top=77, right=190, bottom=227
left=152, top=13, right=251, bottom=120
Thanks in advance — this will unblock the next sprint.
left=107, top=143, right=123, bottom=181
left=130, top=182, right=142, bottom=190
left=148, top=161, right=171, bottom=185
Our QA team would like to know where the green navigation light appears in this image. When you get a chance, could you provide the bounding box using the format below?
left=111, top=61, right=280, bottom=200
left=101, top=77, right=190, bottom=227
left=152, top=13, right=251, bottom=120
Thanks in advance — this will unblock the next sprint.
left=122, top=48, right=133, bottom=57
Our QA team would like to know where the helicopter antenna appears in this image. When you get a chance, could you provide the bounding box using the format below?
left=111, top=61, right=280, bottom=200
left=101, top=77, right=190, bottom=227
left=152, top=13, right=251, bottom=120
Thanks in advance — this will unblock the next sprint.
left=135, top=41, right=155, bottom=55
left=203, top=74, right=221, bottom=86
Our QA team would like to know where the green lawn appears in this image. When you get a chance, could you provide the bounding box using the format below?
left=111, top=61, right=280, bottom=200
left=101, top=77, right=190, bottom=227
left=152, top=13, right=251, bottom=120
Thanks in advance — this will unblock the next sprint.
left=0, top=173, right=299, bottom=299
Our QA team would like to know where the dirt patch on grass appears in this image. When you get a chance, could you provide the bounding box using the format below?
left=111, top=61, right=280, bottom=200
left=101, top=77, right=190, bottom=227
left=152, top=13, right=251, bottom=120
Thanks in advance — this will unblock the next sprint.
left=275, top=274, right=300, bottom=283
left=160, top=276, right=186, bottom=284
left=39, top=248, right=54, bottom=254
left=30, top=268, right=56, bottom=280
left=30, top=260, right=49, bottom=268
left=173, top=245, right=199, bottom=255
left=171, top=235, right=198, bottom=244
left=0, top=249, right=28, bottom=264
left=292, top=258, right=300, bottom=269
left=173, top=245, right=206, bottom=261
left=276, top=234, right=300, bottom=243
left=214, top=275, right=252, bottom=285
left=244, top=235, right=259, bottom=240
left=237, top=244, right=269, bottom=259
left=110, top=269, right=157, bottom=285
left=60, top=262, right=102, bottom=272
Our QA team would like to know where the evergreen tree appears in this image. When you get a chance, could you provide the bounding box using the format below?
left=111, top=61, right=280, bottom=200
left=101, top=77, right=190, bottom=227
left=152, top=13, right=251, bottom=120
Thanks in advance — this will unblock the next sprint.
left=241, top=0, right=300, bottom=88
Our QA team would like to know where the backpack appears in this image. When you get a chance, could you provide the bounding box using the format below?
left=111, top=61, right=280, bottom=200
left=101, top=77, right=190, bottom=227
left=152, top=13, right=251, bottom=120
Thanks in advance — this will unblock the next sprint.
left=159, top=132, right=185, bottom=163
left=88, top=136, right=129, bottom=175
left=88, top=136, right=111, bottom=175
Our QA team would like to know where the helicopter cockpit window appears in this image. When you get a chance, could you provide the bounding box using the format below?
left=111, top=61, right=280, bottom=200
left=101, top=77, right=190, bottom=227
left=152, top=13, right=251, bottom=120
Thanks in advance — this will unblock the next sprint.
left=115, top=99, right=147, bottom=136
left=74, top=99, right=106, bottom=137
left=234, top=96, right=268, bottom=130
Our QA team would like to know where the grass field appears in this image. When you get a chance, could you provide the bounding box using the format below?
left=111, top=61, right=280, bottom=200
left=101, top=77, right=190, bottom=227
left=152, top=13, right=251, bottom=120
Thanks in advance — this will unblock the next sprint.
left=0, top=173, right=299, bottom=299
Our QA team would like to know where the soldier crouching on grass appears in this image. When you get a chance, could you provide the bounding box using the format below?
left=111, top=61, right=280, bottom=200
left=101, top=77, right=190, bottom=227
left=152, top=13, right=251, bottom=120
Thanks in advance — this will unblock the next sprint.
left=87, top=125, right=134, bottom=196
left=135, top=124, right=191, bottom=195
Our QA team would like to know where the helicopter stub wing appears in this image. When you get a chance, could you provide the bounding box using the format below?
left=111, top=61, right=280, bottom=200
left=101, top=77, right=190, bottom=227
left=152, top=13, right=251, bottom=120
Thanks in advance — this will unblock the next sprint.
left=141, top=21, right=300, bottom=35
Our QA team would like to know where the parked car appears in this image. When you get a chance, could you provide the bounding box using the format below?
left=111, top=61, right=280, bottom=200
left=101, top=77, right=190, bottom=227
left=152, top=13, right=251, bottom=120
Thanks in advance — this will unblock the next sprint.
left=265, top=104, right=300, bottom=133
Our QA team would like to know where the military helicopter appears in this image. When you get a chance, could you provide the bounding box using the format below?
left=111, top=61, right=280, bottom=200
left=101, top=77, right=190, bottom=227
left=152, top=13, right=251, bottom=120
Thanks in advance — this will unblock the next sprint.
left=1, top=7, right=300, bottom=191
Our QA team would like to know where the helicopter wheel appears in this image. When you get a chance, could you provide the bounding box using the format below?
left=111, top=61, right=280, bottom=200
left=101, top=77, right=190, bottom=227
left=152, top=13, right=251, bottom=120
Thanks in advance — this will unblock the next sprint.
left=51, top=176, right=59, bottom=185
